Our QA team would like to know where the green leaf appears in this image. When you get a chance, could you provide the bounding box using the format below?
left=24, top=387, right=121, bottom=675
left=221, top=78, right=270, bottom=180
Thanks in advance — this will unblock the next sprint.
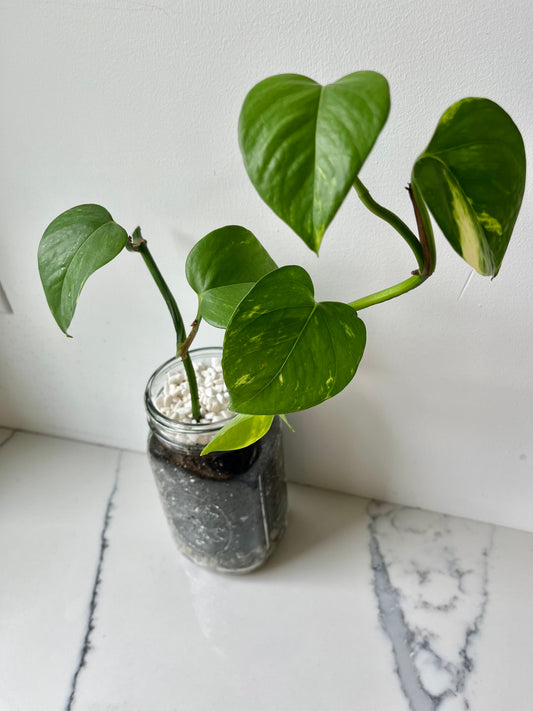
left=412, top=98, right=526, bottom=277
left=223, top=265, right=366, bottom=415
left=38, top=204, right=128, bottom=334
left=239, top=71, right=390, bottom=253
left=201, top=413, right=274, bottom=455
left=186, top=225, right=277, bottom=328
left=280, top=414, right=295, bottom=432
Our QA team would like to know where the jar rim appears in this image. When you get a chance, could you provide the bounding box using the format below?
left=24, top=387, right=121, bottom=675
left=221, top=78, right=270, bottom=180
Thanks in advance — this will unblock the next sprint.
left=144, top=347, right=235, bottom=436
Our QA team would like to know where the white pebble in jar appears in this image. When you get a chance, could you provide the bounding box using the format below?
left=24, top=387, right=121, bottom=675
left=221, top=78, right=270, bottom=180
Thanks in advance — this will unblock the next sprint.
left=155, top=358, right=233, bottom=424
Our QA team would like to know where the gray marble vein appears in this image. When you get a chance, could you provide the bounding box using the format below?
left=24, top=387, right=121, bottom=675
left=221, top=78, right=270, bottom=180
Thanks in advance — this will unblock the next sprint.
left=65, top=451, right=122, bottom=711
left=368, top=501, right=494, bottom=711
left=0, top=428, right=15, bottom=447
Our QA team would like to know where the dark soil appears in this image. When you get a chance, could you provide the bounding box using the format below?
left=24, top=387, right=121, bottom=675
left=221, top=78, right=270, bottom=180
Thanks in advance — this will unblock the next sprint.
left=148, top=418, right=287, bottom=573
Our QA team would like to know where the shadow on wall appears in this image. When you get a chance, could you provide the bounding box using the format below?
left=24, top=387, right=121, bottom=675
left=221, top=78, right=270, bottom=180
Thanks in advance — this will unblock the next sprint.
left=282, top=362, right=533, bottom=527
left=282, top=381, right=403, bottom=503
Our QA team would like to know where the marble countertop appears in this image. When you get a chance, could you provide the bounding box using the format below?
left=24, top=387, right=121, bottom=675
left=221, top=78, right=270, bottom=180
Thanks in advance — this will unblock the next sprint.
left=1, top=427, right=532, bottom=711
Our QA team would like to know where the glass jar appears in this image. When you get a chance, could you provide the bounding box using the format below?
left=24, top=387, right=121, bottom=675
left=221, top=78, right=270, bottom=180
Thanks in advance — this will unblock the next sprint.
left=144, top=348, right=288, bottom=574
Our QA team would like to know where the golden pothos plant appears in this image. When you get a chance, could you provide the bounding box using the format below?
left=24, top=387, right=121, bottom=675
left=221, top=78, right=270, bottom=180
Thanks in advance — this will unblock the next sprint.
left=38, top=71, right=526, bottom=452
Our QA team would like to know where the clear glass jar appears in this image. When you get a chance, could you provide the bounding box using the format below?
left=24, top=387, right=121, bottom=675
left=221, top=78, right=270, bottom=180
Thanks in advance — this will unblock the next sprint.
left=144, top=348, right=288, bottom=574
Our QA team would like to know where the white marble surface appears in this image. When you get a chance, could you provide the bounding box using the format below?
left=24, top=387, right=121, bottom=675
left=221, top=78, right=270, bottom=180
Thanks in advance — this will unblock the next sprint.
left=1, top=430, right=532, bottom=711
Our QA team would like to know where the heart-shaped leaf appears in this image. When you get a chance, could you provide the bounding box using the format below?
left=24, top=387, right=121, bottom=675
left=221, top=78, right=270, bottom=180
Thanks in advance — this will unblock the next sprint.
left=186, top=225, right=277, bottom=328
left=201, top=414, right=274, bottom=455
left=38, top=204, right=128, bottom=334
left=412, top=98, right=526, bottom=277
left=223, top=265, right=366, bottom=415
left=239, top=71, right=390, bottom=253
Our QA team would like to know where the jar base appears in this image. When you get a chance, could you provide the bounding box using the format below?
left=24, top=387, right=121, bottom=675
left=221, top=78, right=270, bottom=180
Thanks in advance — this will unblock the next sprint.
left=175, top=517, right=288, bottom=574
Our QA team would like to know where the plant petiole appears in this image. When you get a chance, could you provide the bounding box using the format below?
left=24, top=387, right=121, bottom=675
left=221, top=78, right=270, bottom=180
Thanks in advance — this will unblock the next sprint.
left=128, top=228, right=201, bottom=421
left=179, top=318, right=201, bottom=360
left=407, top=182, right=436, bottom=276
left=353, top=177, right=425, bottom=272
left=348, top=273, right=427, bottom=311
left=349, top=178, right=434, bottom=311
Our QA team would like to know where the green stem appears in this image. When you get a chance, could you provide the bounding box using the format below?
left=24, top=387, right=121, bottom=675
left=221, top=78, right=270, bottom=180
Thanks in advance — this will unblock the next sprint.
left=348, top=178, right=436, bottom=311
left=128, top=228, right=201, bottom=421
left=179, top=317, right=201, bottom=359
left=182, top=354, right=200, bottom=420
left=353, top=177, right=425, bottom=272
left=349, top=274, right=427, bottom=311
left=408, top=181, right=436, bottom=276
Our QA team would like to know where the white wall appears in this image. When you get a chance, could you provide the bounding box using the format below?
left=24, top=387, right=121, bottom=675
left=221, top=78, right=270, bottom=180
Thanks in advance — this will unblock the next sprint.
left=1, top=0, right=532, bottom=531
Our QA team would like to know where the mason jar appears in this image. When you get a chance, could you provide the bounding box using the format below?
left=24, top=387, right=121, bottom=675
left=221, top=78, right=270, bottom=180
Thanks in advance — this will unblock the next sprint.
left=144, top=348, right=288, bottom=574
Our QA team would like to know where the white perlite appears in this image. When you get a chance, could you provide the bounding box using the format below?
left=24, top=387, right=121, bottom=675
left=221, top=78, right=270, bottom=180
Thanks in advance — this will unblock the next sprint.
left=155, top=357, right=232, bottom=424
